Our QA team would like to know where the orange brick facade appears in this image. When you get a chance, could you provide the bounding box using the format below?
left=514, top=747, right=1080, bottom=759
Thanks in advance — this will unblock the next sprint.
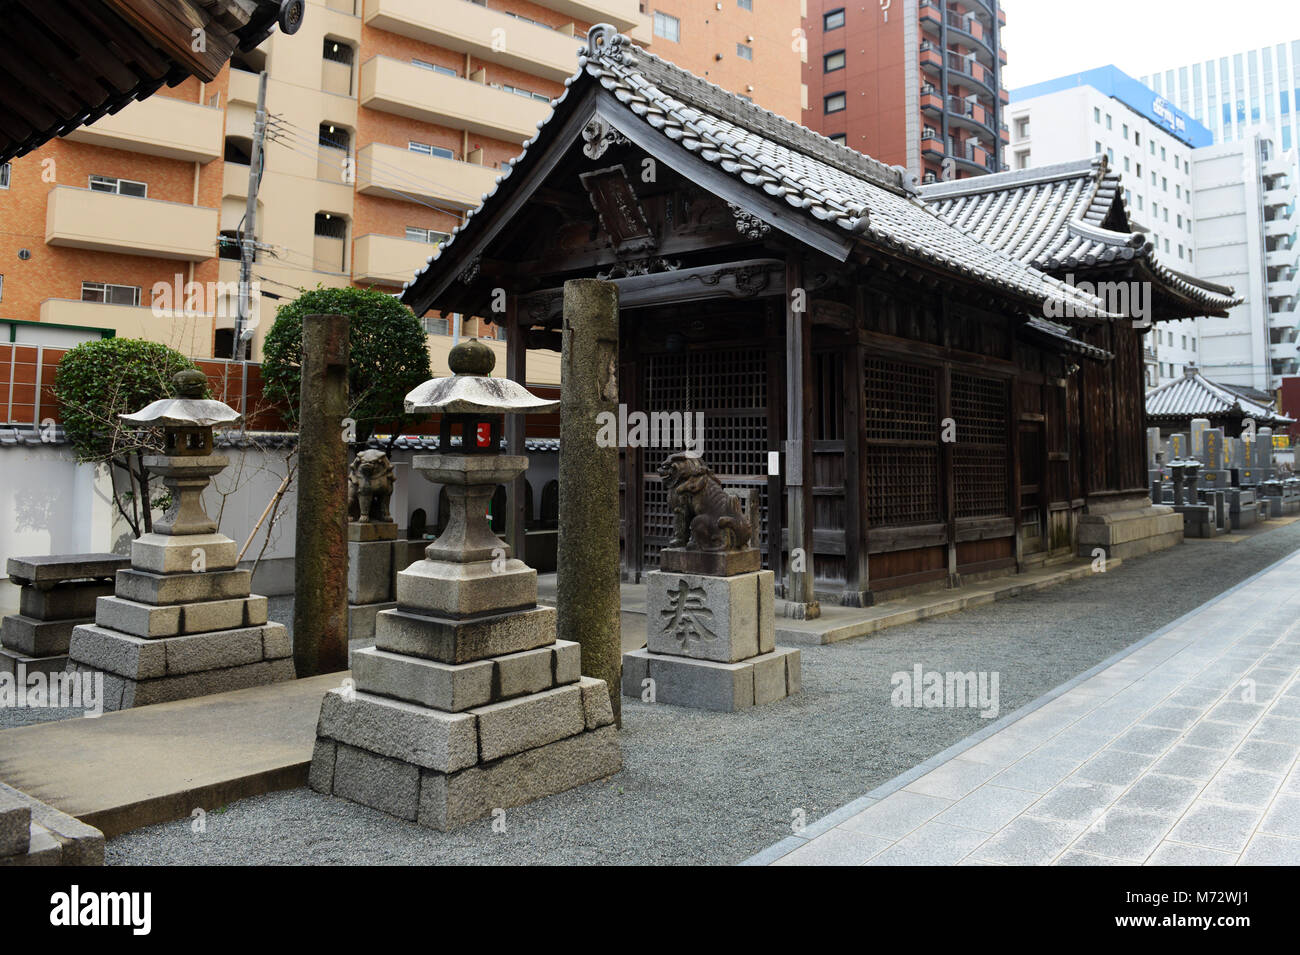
left=0, top=0, right=802, bottom=357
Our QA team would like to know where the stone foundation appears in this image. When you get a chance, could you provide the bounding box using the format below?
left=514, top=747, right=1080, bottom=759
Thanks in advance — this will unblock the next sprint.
left=0, top=782, right=103, bottom=867
left=1, top=554, right=127, bottom=678
left=1076, top=492, right=1184, bottom=559
left=66, top=533, right=293, bottom=711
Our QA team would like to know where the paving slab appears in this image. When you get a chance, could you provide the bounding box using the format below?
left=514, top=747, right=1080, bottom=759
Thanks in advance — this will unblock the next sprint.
left=756, top=549, right=1300, bottom=866
left=0, top=672, right=343, bottom=837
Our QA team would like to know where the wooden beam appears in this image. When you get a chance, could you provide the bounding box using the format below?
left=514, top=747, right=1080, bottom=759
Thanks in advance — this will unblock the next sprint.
left=504, top=294, right=527, bottom=561
left=841, top=331, right=871, bottom=606
left=784, top=256, right=820, bottom=618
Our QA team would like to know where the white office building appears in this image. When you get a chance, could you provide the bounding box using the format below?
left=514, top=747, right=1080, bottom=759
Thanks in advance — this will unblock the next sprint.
left=1141, top=42, right=1300, bottom=155
left=1007, top=67, right=1208, bottom=385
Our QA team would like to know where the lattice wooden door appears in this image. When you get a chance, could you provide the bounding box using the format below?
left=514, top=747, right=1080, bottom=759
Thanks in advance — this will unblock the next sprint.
left=638, top=347, right=770, bottom=570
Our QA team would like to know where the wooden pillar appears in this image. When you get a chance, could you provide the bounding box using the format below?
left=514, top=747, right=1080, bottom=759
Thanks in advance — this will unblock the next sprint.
left=941, top=364, right=958, bottom=586
left=294, top=313, right=349, bottom=676
left=784, top=258, right=820, bottom=619
left=842, top=337, right=871, bottom=605
left=504, top=297, right=527, bottom=561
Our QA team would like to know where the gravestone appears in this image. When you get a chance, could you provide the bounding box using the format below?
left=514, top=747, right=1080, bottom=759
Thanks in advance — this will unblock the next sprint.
left=310, top=340, right=621, bottom=830
left=1, top=555, right=127, bottom=678
left=1199, top=428, right=1230, bottom=488
left=623, top=454, right=800, bottom=711
left=1190, top=418, right=1210, bottom=459
left=65, top=371, right=293, bottom=710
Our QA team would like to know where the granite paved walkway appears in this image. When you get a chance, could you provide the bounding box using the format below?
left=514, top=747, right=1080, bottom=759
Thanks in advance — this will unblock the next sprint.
left=754, top=551, right=1300, bottom=866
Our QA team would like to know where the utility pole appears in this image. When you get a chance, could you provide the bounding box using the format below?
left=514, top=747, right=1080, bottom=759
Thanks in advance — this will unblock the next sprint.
left=235, top=71, right=268, bottom=373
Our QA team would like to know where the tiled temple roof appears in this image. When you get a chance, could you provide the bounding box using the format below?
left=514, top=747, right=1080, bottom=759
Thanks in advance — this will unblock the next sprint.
left=400, top=26, right=1120, bottom=323
left=1146, top=367, right=1293, bottom=424
left=921, top=158, right=1240, bottom=317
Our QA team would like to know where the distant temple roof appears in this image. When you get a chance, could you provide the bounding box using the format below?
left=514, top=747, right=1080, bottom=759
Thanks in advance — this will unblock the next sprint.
left=401, top=26, right=1121, bottom=325
left=1146, top=366, right=1294, bottom=425
left=920, top=157, right=1241, bottom=320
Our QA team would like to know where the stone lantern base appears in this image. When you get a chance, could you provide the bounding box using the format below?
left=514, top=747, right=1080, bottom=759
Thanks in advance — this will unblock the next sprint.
left=65, top=531, right=294, bottom=710
left=310, top=560, right=621, bottom=830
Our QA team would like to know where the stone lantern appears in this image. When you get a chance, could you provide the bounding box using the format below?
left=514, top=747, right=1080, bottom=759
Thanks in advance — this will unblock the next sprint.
left=66, top=369, right=294, bottom=709
left=310, top=339, right=622, bottom=830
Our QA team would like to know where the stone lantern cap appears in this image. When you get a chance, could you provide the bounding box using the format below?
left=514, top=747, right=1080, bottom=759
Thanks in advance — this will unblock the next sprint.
left=119, top=369, right=243, bottom=428
left=404, top=338, right=559, bottom=416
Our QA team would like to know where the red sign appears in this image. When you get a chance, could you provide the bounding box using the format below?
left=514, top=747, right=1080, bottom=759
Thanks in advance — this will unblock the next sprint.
left=476, top=422, right=491, bottom=448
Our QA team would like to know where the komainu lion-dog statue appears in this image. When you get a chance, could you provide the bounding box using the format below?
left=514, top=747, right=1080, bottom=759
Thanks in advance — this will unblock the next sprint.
left=348, top=449, right=395, bottom=524
left=658, top=451, right=752, bottom=552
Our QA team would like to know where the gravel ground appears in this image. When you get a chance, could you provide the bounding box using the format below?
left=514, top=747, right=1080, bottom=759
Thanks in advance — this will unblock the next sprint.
left=18, top=521, right=1300, bottom=864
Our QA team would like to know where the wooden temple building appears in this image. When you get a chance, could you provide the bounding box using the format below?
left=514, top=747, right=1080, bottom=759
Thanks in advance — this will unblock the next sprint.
left=401, top=27, right=1238, bottom=614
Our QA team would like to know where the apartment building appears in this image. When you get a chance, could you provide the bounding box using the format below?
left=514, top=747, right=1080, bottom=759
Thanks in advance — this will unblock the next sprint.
left=801, top=0, right=1009, bottom=184
left=1192, top=129, right=1298, bottom=391
left=1006, top=67, right=1214, bottom=387
left=0, top=0, right=801, bottom=383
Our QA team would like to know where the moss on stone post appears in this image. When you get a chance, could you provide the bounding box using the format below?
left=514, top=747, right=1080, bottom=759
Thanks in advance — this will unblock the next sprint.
left=556, top=279, right=622, bottom=726
left=293, top=314, right=350, bottom=675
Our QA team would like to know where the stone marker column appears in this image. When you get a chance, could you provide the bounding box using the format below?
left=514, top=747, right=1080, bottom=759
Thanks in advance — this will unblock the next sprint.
left=1191, top=417, right=1210, bottom=459
left=623, top=454, right=801, bottom=712
left=556, top=278, right=623, bottom=726
left=294, top=314, right=350, bottom=676
left=65, top=371, right=293, bottom=710
left=309, top=340, right=620, bottom=829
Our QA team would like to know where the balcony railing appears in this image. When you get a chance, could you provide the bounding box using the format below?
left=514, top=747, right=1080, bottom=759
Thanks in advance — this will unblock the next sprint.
left=359, top=56, right=553, bottom=142
left=45, top=187, right=218, bottom=262
left=353, top=233, right=441, bottom=288
left=355, top=142, right=500, bottom=211
left=62, top=94, right=223, bottom=163
left=364, top=0, right=584, bottom=82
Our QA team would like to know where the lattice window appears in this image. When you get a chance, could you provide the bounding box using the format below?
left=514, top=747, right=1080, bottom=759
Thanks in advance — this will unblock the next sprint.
left=864, top=358, right=937, bottom=441
left=864, top=357, right=940, bottom=526
left=640, top=348, right=769, bottom=568
left=952, top=372, right=1010, bottom=518
left=868, top=446, right=940, bottom=525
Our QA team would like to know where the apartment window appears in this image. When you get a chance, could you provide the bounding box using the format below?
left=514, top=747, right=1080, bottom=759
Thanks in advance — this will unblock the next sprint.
left=1106, top=147, right=1114, bottom=163
left=1165, top=238, right=1171, bottom=252
left=1123, top=123, right=1129, bottom=139
left=1151, top=171, right=1157, bottom=185
left=653, top=11, right=680, bottom=42
left=1135, top=131, right=1141, bottom=146
left=492, top=322, right=508, bottom=342
left=829, top=133, right=847, bottom=145
left=824, top=50, right=845, bottom=72
left=323, top=39, right=354, bottom=66
left=218, top=230, right=243, bottom=261
left=824, top=92, right=846, bottom=114
left=1177, top=214, right=1182, bottom=228
left=0, top=162, right=8, bottom=189
left=81, top=282, right=141, bottom=306
left=1175, top=184, right=1181, bottom=199
left=424, top=316, right=451, bottom=336
left=738, top=0, right=752, bottom=9
left=88, top=175, right=146, bottom=197
left=412, top=59, right=456, bottom=77
left=1015, top=116, right=1029, bottom=139
left=1126, top=188, right=1132, bottom=205
left=1095, top=141, right=1102, bottom=154
left=1162, top=176, right=1168, bottom=192
left=1164, top=209, right=1169, bottom=222
left=1151, top=141, right=1156, bottom=155
left=737, top=43, right=753, bottom=60
left=495, top=83, right=550, bottom=102
left=1161, top=146, right=1167, bottom=160
left=1106, top=113, right=1113, bottom=129
left=1136, top=195, right=1143, bottom=210
left=1124, top=157, right=1131, bottom=172
left=409, top=141, right=455, bottom=160
left=1137, top=162, right=1142, bottom=176
left=1016, top=150, right=1031, bottom=169
left=1094, top=107, right=1102, bottom=123
left=405, top=227, right=448, bottom=244
left=823, top=8, right=845, bottom=30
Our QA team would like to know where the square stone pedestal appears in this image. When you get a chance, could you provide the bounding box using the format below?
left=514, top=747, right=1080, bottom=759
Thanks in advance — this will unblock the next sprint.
left=312, top=600, right=622, bottom=829
left=622, top=568, right=800, bottom=711
left=347, top=522, right=399, bottom=644
left=1076, top=493, right=1184, bottom=559
left=65, top=534, right=293, bottom=710
left=1, top=554, right=127, bottom=678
